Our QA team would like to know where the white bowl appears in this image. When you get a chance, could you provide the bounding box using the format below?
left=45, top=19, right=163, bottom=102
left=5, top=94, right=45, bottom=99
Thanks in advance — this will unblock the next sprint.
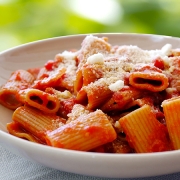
left=1, top=33, right=180, bottom=178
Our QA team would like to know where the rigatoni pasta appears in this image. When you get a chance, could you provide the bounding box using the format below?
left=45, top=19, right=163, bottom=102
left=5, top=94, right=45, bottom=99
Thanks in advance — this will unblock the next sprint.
left=119, top=105, right=170, bottom=153
left=162, top=97, right=180, bottom=150
left=46, top=109, right=116, bottom=151
left=11, top=106, right=65, bottom=143
left=1, top=35, right=180, bottom=154
left=0, top=70, right=35, bottom=109
left=129, top=70, right=169, bottom=92
left=25, top=89, right=60, bottom=113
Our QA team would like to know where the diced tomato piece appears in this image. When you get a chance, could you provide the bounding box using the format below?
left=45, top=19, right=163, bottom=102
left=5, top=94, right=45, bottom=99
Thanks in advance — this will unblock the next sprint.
left=59, top=98, right=76, bottom=118
left=153, top=58, right=164, bottom=70
left=44, top=60, right=55, bottom=70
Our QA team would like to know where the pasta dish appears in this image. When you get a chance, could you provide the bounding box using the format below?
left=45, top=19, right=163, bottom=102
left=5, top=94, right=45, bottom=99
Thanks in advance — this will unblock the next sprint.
left=0, top=35, right=180, bottom=153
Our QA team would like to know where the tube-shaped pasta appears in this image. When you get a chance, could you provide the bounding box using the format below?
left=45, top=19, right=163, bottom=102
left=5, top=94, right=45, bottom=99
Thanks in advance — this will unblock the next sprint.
left=81, top=64, right=104, bottom=86
left=25, top=89, right=60, bottom=113
left=101, top=86, right=142, bottom=112
left=12, top=106, right=65, bottom=143
left=119, top=105, right=171, bottom=153
left=74, top=69, right=83, bottom=93
left=77, top=35, right=111, bottom=68
left=33, top=51, right=77, bottom=92
left=162, top=97, right=180, bottom=150
left=46, top=110, right=117, bottom=151
left=76, top=84, right=113, bottom=110
left=7, top=121, right=42, bottom=143
left=32, top=67, right=66, bottom=90
left=129, top=71, right=169, bottom=92
left=0, top=70, right=35, bottom=109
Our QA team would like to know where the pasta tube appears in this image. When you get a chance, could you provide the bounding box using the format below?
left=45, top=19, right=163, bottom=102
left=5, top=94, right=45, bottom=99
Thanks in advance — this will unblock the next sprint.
left=77, top=35, right=111, bottom=68
left=46, top=110, right=117, bottom=151
left=101, top=86, right=142, bottom=112
left=81, top=64, right=104, bottom=86
left=12, top=106, right=65, bottom=142
left=119, top=105, right=171, bottom=153
left=74, top=69, right=83, bottom=93
left=7, top=121, right=42, bottom=143
left=32, top=68, right=66, bottom=90
left=0, top=70, right=35, bottom=109
left=76, top=81, right=113, bottom=110
left=129, top=71, right=169, bottom=92
left=162, top=97, right=180, bottom=150
left=25, top=89, right=60, bottom=113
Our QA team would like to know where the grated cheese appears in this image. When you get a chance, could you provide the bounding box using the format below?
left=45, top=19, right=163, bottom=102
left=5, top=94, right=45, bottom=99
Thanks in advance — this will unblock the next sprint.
left=161, top=44, right=172, bottom=56
left=114, top=121, right=121, bottom=129
left=87, top=53, right=104, bottom=65
left=109, top=80, right=124, bottom=92
left=58, top=90, right=72, bottom=99
left=116, top=45, right=152, bottom=64
left=61, top=50, right=77, bottom=60
left=148, top=44, right=173, bottom=66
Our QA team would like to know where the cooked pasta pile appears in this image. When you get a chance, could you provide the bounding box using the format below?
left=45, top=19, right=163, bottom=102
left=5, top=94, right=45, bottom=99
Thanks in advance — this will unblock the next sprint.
left=1, top=35, right=180, bottom=153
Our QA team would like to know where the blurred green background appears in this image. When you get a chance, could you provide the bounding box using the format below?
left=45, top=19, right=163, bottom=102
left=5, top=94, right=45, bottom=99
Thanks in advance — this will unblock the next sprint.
left=0, top=0, right=179, bottom=51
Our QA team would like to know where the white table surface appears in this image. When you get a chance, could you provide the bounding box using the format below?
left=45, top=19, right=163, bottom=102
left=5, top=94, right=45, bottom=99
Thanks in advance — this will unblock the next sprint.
left=1, top=144, right=180, bottom=180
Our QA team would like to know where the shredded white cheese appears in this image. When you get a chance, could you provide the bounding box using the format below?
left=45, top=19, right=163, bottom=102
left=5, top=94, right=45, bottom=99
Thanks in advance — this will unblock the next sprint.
left=61, top=50, right=77, bottom=60
left=148, top=44, right=172, bottom=64
left=161, top=44, right=172, bottom=56
left=87, top=53, right=104, bottom=65
left=116, top=45, right=152, bottom=64
left=114, top=121, right=121, bottom=129
left=58, top=90, right=72, bottom=99
left=109, top=80, right=124, bottom=92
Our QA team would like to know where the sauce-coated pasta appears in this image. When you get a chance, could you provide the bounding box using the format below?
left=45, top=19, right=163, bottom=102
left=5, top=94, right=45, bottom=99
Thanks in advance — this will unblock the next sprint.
left=1, top=35, right=180, bottom=153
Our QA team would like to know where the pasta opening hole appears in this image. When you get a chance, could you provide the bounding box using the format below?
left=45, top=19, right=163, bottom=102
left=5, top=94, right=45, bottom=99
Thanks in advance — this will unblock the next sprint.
left=134, top=78, right=162, bottom=86
left=127, top=104, right=140, bottom=112
left=30, top=96, right=43, bottom=104
left=46, top=100, right=56, bottom=110
left=120, top=104, right=140, bottom=116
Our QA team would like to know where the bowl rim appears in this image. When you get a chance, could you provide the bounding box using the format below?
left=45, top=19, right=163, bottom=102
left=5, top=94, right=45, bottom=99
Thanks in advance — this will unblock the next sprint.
left=0, top=32, right=178, bottom=54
